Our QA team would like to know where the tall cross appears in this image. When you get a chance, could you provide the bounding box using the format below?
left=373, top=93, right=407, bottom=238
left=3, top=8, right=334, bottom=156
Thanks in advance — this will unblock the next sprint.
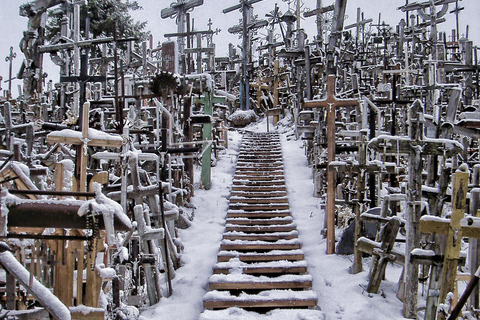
left=161, top=0, right=204, bottom=74
left=60, top=53, right=106, bottom=125
left=344, top=8, right=372, bottom=45
left=4, top=47, right=17, bottom=99
left=224, top=0, right=266, bottom=110
left=303, top=1, right=335, bottom=46
left=304, top=75, right=358, bottom=254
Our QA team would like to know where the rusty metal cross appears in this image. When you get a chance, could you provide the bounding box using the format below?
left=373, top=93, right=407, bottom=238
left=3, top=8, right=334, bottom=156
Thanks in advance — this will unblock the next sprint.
left=304, top=75, right=358, bottom=254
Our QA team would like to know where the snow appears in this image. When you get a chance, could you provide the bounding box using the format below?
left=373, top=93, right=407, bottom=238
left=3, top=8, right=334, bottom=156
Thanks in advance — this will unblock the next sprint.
left=138, top=117, right=407, bottom=320
left=0, top=250, right=71, bottom=320
left=47, top=128, right=123, bottom=142
left=78, top=182, right=132, bottom=245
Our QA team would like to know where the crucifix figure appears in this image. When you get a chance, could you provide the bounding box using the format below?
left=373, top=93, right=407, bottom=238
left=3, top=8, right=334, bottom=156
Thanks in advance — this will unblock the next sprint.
left=304, top=75, right=358, bottom=254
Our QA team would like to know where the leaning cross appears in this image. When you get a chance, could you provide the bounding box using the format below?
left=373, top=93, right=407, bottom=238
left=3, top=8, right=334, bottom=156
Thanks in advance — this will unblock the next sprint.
left=304, top=75, right=358, bottom=254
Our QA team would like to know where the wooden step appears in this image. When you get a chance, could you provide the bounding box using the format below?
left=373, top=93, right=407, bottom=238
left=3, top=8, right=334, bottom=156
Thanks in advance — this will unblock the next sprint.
left=226, top=210, right=291, bottom=219
left=231, top=185, right=287, bottom=192
left=203, top=290, right=318, bottom=309
left=232, top=180, right=286, bottom=186
left=228, top=203, right=290, bottom=211
left=220, top=239, right=302, bottom=251
left=223, top=230, right=298, bottom=241
left=226, top=217, right=293, bottom=226
left=233, top=175, right=285, bottom=181
left=225, top=223, right=297, bottom=233
left=217, top=249, right=305, bottom=262
left=208, top=274, right=313, bottom=291
left=229, top=197, right=289, bottom=204
left=230, top=191, right=288, bottom=198
left=213, top=260, right=308, bottom=275
left=233, top=169, right=284, bottom=175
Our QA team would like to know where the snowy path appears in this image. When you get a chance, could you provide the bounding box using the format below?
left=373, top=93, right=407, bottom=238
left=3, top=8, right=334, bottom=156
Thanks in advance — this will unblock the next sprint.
left=200, top=132, right=320, bottom=317
left=140, top=119, right=407, bottom=320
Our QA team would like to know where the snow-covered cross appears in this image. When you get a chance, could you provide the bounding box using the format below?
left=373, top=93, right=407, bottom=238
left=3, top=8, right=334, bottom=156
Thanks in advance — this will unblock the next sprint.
left=47, top=102, right=123, bottom=194
left=304, top=75, right=358, bottom=255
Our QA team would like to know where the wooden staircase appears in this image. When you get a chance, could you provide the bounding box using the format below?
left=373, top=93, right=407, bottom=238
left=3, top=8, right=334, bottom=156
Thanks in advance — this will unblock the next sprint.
left=202, top=132, right=319, bottom=312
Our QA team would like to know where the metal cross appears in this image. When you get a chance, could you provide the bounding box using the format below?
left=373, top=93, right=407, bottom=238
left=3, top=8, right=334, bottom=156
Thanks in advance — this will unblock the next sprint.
left=4, top=47, right=17, bottom=99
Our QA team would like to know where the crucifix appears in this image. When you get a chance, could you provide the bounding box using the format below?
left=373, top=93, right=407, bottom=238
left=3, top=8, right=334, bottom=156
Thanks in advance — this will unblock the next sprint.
left=161, top=0, right=204, bottom=74
left=4, top=47, right=17, bottom=99
left=60, top=53, right=106, bottom=124
left=223, top=0, right=266, bottom=110
left=304, top=75, right=358, bottom=254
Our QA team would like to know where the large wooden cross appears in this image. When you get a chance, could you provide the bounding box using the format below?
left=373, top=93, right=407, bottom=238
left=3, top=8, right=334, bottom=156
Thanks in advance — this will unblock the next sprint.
left=161, top=0, right=204, bottom=73
left=47, top=102, right=123, bottom=194
left=304, top=75, right=358, bottom=254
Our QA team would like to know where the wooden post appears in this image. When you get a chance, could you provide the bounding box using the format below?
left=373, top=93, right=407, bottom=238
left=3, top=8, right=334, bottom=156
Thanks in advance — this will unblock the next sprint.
left=304, top=75, right=358, bottom=254
left=404, top=100, right=425, bottom=319
left=438, top=164, right=469, bottom=304
left=194, top=93, right=226, bottom=190
left=201, top=91, right=212, bottom=190
left=352, top=131, right=367, bottom=274
left=469, top=164, right=480, bottom=309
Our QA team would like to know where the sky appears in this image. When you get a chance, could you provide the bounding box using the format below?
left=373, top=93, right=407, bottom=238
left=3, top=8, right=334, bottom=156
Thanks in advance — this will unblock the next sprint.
left=0, top=0, right=479, bottom=95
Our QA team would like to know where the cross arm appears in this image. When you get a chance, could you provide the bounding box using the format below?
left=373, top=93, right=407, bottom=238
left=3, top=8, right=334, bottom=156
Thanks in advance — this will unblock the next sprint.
left=223, top=0, right=264, bottom=14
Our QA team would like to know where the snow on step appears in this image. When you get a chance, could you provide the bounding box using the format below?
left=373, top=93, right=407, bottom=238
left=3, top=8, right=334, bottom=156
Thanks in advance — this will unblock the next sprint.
left=208, top=273, right=313, bottom=290
left=213, top=258, right=308, bottom=275
left=203, top=132, right=318, bottom=312
left=223, top=230, right=299, bottom=241
left=230, top=191, right=288, bottom=198
left=225, top=222, right=297, bottom=233
left=199, top=308, right=324, bottom=320
left=220, top=238, right=302, bottom=251
left=203, top=289, right=318, bottom=309
left=225, top=216, right=293, bottom=225
left=229, top=195, right=289, bottom=203
left=217, top=249, right=305, bottom=262
left=228, top=203, right=290, bottom=212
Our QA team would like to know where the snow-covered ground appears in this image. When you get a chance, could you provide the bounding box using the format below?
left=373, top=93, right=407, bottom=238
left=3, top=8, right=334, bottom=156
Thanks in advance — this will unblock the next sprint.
left=140, top=116, right=406, bottom=320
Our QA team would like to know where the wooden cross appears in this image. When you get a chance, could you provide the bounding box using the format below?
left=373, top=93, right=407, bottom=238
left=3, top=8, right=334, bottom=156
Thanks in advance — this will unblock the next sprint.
left=357, top=217, right=402, bottom=293
left=418, top=165, right=472, bottom=318
left=161, top=0, right=204, bottom=73
left=303, top=1, right=334, bottom=45
left=47, top=102, right=123, bottom=194
left=368, top=100, right=464, bottom=318
left=304, top=75, right=358, bottom=254
left=224, top=0, right=266, bottom=110
left=344, top=8, right=373, bottom=43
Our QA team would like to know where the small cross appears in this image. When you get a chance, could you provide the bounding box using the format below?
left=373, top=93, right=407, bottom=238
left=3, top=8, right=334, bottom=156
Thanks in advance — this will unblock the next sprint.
left=4, top=47, right=17, bottom=98
left=304, top=75, right=358, bottom=254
